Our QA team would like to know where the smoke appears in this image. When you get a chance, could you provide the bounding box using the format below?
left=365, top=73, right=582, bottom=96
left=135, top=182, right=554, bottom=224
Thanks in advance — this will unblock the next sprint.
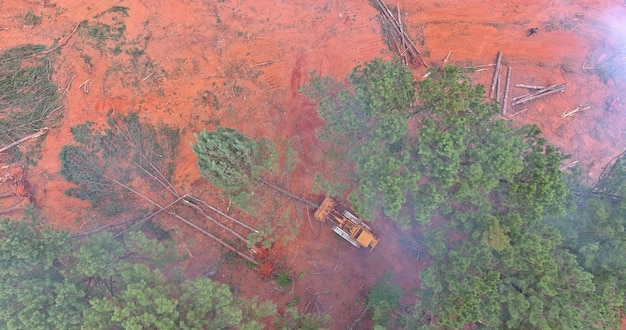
left=604, top=10, right=626, bottom=41
left=589, top=8, right=626, bottom=85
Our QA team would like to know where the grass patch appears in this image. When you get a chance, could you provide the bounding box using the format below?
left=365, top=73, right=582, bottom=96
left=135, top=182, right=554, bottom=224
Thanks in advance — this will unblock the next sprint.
left=81, top=7, right=129, bottom=53
left=23, top=12, right=42, bottom=25
left=276, top=272, right=291, bottom=288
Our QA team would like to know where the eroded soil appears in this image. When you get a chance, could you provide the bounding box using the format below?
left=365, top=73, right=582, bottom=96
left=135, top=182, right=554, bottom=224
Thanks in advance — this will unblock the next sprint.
left=1, top=0, right=625, bottom=328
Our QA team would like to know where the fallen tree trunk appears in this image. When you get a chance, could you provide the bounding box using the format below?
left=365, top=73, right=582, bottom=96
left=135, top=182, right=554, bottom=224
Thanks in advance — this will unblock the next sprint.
left=0, top=204, right=21, bottom=215
left=0, top=128, right=49, bottom=154
left=73, top=216, right=143, bottom=238
left=515, top=83, right=546, bottom=90
left=489, top=51, right=503, bottom=99
left=257, top=178, right=320, bottom=209
left=0, top=192, right=15, bottom=198
left=185, top=195, right=259, bottom=232
left=502, top=66, right=512, bottom=115
left=74, top=196, right=193, bottom=240
left=111, top=122, right=257, bottom=239
left=1, top=21, right=81, bottom=63
left=512, top=83, right=567, bottom=106
left=181, top=198, right=250, bottom=243
left=103, top=174, right=259, bottom=266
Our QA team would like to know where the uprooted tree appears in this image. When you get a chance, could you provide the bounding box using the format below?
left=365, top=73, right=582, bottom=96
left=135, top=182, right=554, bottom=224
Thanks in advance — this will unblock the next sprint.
left=60, top=111, right=179, bottom=216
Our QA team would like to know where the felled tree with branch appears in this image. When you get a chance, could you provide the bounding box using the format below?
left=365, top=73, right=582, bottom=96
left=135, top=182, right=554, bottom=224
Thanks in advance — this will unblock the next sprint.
left=191, top=126, right=276, bottom=195
left=60, top=111, right=179, bottom=216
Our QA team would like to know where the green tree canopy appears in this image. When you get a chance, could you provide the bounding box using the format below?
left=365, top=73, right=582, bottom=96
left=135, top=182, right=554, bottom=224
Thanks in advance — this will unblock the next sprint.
left=191, top=126, right=276, bottom=194
left=367, top=273, right=401, bottom=327
left=551, top=153, right=626, bottom=328
left=0, top=214, right=276, bottom=329
left=0, top=209, right=85, bottom=330
left=306, top=59, right=623, bottom=328
left=303, top=58, right=420, bottom=224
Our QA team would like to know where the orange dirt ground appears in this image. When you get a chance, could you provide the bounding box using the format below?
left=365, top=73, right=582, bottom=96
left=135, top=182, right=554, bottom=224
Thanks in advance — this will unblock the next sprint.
left=1, top=0, right=625, bottom=328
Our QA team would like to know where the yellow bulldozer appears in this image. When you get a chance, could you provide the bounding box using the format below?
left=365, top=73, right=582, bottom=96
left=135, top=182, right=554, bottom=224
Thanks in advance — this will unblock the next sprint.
left=314, top=197, right=379, bottom=252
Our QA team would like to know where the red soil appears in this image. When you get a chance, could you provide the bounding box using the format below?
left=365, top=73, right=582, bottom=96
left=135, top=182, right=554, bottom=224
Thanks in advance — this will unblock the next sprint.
left=1, top=0, right=625, bottom=328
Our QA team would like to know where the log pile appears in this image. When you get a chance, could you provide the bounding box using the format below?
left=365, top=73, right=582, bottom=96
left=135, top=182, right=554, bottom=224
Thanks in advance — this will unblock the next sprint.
left=512, top=83, right=568, bottom=106
left=370, top=0, right=428, bottom=68
left=488, top=52, right=512, bottom=115
left=486, top=51, right=569, bottom=114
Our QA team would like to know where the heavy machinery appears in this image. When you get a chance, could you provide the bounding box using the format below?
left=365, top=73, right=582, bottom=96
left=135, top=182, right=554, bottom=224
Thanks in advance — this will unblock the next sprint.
left=314, top=197, right=379, bottom=252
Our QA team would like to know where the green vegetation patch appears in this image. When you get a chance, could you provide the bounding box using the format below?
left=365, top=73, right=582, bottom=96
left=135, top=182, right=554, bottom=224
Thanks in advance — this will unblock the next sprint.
left=0, top=213, right=276, bottom=329
left=367, top=273, right=401, bottom=327
left=81, top=6, right=129, bottom=53
left=275, top=272, right=292, bottom=288
left=191, top=126, right=276, bottom=195
left=23, top=12, right=42, bottom=25
left=60, top=112, right=180, bottom=216
left=302, top=58, right=418, bottom=223
left=0, top=45, right=61, bottom=161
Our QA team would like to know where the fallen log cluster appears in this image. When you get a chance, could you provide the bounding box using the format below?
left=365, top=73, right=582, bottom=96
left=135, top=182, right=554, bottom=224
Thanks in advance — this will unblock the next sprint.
left=512, top=83, right=567, bottom=106
left=370, top=0, right=428, bottom=68
left=488, top=51, right=512, bottom=115
left=487, top=52, right=570, bottom=115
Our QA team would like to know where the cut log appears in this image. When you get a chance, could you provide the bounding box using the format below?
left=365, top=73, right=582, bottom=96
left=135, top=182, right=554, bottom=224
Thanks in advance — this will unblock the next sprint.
left=489, top=52, right=503, bottom=99
left=0, top=204, right=21, bottom=215
left=502, top=66, right=512, bottom=115
left=512, top=83, right=567, bottom=106
left=0, top=128, right=49, bottom=154
left=561, top=105, right=591, bottom=118
left=0, top=192, right=15, bottom=198
left=496, top=68, right=502, bottom=102
left=185, top=195, right=259, bottom=232
left=515, top=84, right=546, bottom=90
